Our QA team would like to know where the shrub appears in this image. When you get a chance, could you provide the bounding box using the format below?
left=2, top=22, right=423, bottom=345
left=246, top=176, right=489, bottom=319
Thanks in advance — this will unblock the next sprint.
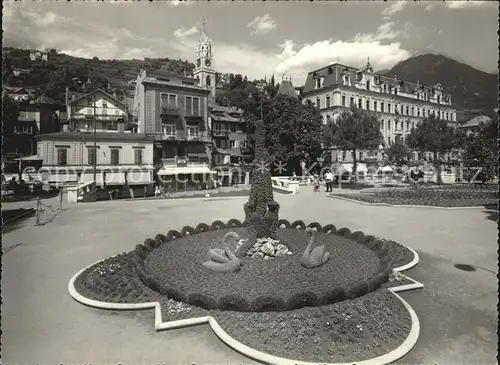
left=276, top=219, right=291, bottom=228
left=336, top=227, right=352, bottom=237
left=346, top=281, right=369, bottom=298
left=134, top=244, right=149, bottom=260
left=187, top=292, right=218, bottom=310
left=226, top=219, right=242, bottom=228
left=350, top=231, right=366, bottom=242
left=321, top=224, right=337, bottom=234
left=180, top=226, right=196, bottom=236
left=166, top=230, right=182, bottom=240
left=218, top=294, right=250, bottom=311
left=143, top=238, right=156, bottom=251
left=286, top=292, right=319, bottom=310
left=154, top=234, right=169, bottom=247
left=290, top=220, right=306, bottom=229
left=252, top=295, right=287, bottom=312
left=194, top=223, right=211, bottom=233
left=307, top=222, right=323, bottom=231
left=211, top=220, right=226, bottom=230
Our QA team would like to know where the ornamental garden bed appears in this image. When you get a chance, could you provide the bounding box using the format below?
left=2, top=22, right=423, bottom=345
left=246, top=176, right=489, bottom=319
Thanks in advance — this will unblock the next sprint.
left=70, top=119, right=422, bottom=364
left=72, top=219, right=419, bottom=364
left=332, top=189, right=497, bottom=207
left=1, top=208, right=36, bottom=226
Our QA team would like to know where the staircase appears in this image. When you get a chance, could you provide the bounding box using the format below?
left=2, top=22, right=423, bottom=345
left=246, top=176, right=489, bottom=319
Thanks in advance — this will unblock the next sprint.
left=75, top=181, right=97, bottom=203
left=271, top=177, right=300, bottom=194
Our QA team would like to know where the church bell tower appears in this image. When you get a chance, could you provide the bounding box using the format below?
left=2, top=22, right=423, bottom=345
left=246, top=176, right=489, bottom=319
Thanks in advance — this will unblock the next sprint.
left=193, top=18, right=216, bottom=106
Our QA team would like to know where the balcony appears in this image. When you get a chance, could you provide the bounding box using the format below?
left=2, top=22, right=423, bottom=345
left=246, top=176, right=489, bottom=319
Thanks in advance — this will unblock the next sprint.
left=160, top=105, right=180, bottom=117
left=160, top=156, right=209, bottom=168
left=72, top=113, right=123, bottom=121
left=186, top=132, right=210, bottom=142
left=18, top=111, right=38, bottom=122
left=162, top=130, right=185, bottom=141
left=184, top=112, right=203, bottom=125
left=212, top=129, right=229, bottom=137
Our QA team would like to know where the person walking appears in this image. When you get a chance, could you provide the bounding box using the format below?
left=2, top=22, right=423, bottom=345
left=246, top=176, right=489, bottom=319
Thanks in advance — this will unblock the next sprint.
left=324, top=170, right=334, bottom=193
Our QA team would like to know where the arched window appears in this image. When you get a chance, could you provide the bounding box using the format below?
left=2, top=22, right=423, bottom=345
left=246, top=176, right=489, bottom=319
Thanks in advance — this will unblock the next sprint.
left=206, top=75, right=211, bottom=86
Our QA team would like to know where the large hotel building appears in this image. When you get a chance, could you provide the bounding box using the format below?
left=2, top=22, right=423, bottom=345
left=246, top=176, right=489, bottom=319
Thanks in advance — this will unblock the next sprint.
left=301, top=60, right=457, bottom=162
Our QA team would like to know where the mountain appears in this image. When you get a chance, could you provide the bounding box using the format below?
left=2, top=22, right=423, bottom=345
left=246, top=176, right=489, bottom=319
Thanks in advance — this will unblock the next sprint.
left=379, top=54, right=498, bottom=120
left=2, top=47, right=196, bottom=102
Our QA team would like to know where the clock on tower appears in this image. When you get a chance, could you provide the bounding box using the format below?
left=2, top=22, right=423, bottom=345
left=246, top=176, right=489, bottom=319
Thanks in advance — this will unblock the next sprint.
left=205, top=59, right=211, bottom=67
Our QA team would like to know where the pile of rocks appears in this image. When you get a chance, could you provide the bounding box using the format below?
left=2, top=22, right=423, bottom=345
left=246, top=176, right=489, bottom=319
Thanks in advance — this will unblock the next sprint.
left=236, top=237, right=293, bottom=260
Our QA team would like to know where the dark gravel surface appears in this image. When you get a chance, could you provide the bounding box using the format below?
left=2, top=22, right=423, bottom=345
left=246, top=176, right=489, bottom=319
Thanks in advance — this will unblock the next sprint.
left=145, top=228, right=382, bottom=311
left=1, top=208, right=36, bottom=224
left=333, top=191, right=497, bottom=207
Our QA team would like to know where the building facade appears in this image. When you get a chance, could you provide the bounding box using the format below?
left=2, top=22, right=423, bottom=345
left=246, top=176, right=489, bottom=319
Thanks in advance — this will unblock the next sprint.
left=210, top=105, right=250, bottom=185
left=132, top=68, right=214, bottom=191
left=35, top=132, right=154, bottom=191
left=64, top=88, right=131, bottom=133
left=301, top=60, right=457, bottom=163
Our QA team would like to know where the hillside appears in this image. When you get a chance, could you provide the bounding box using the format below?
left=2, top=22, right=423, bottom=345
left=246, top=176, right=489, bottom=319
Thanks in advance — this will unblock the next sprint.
left=2, top=47, right=196, bottom=102
left=380, top=54, right=498, bottom=119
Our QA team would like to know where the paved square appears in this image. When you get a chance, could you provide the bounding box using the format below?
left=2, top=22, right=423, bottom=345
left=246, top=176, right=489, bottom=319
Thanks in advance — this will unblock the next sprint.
left=2, top=189, right=497, bottom=364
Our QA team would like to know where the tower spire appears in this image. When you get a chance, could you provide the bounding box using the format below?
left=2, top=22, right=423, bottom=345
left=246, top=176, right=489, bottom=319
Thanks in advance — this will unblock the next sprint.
left=200, top=17, right=208, bottom=41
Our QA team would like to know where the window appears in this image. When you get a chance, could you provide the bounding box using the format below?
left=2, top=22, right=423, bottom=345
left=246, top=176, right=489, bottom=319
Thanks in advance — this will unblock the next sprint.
left=88, top=148, right=96, bottom=165
left=316, top=79, right=321, bottom=89
left=231, top=123, right=238, bottom=133
left=102, top=107, right=107, bottom=116
left=134, top=149, right=143, bottom=165
left=342, top=96, right=346, bottom=107
left=358, top=99, right=362, bottom=109
left=87, top=98, right=93, bottom=106
left=344, top=76, right=349, bottom=85
left=445, top=112, right=449, bottom=120
left=215, top=139, right=223, bottom=148
left=366, top=81, right=370, bottom=91
left=394, top=88, right=398, bottom=96
left=406, top=106, right=409, bottom=115
left=230, top=140, right=236, bottom=148
left=111, top=149, right=119, bottom=165
left=406, top=121, right=410, bottom=130
left=388, top=136, right=392, bottom=146
left=326, top=115, right=331, bottom=123
left=57, top=148, right=68, bottom=165
left=193, top=97, right=200, bottom=116
left=188, top=126, right=199, bottom=137
left=417, top=108, right=420, bottom=117
left=380, top=120, right=384, bottom=130
left=437, top=96, right=441, bottom=104
left=366, top=100, right=370, bottom=110
left=162, top=93, right=177, bottom=109
left=106, top=121, right=117, bottom=130
left=102, top=102, right=107, bottom=109
left=206, top=75, right=211, bottom=86
left=164, top=124, right=175, bottom=136
left=185, top=96, right=193, bottom=115
left=411, top=107, right=414, bottom=116
left=381, top=102, right=385, bottom=112
left=326, top=95, right=330, bottom=108
left=374, top=101, right=377, bottom=111
left=388, top=120, right=391, bottom=129
left=316, top=97, right=321, bottom=109
left=86, top=108, right=92, bottom=115
left=387, top=103, right=391, bottom=113
left=350, top=97, right=354, bottom=106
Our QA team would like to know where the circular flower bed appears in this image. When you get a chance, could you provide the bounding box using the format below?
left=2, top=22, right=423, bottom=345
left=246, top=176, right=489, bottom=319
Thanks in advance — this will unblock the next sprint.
left=138, top=223, right=392, bottom=312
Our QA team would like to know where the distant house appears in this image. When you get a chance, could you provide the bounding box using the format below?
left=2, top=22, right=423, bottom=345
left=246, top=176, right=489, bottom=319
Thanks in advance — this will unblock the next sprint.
left=29, top=49, right=49, bottom=61
left=12, top=68, right=31, bottom=77
left=457, top=115, right=492, bottom=137
left=3, top=86, right=31, bottom=102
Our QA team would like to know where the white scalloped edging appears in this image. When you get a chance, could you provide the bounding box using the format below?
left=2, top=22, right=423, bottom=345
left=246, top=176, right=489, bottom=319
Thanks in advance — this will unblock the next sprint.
left=68, top=242, right=423, bottom=365
left=327, top=194, right=495, bottom=210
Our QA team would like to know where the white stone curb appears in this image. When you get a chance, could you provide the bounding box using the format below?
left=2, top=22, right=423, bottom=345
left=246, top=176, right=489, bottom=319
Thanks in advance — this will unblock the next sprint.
left=393, top=247, right=420, bottom=272
left=68, top=243, right=423, bottom=365
left=327, top=194, right=496, bottom=210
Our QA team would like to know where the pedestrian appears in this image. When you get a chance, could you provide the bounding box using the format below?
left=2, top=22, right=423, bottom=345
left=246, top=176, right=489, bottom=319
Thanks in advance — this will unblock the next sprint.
left=313, top=174, right=320, bottom=192
left=154, top=185, right=161, bottom=197
left=324, top=170, right=334, bottom=193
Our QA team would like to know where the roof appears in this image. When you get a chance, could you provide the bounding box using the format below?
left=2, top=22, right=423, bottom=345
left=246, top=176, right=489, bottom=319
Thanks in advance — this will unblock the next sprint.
left=32, top=94, right=58, bottom=105
left=68, top=88, right=127, bottom=109
left=35, top=131, right=155, bottom=142
left=3, top=86, right=28, bottom=94
left=277, top=80, right=298, bottom=99
left=302, top=62, right=450, bottom=100
left=458, top=115, right=492, bottom=129
left=211, top=106, right=243, bottom=123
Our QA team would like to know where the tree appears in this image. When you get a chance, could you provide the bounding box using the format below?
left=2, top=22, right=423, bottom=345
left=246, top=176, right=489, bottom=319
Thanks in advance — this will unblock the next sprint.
left=2, top=93, right=20, bottom=155
left=462, top=119, right=498, bottom=183
left=242, top=94, right=323, bottom=175
left=406, top=115, right=458, bottom=184
left=324, top=106, right=383, bottom=182
left=385, top=140, right=412, bottom=168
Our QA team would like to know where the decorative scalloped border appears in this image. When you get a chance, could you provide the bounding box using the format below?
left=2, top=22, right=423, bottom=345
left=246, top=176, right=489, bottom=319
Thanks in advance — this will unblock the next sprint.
left=69, top=220, right=424, bottom=365
left=129, top=220, right=395, bottom=311
left=327, top=194, right=496, bottom=210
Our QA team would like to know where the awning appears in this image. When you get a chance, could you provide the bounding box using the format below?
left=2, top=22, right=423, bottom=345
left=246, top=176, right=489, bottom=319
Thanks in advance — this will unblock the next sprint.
left=79, top=174, right=105, bottom=185
left=104, top=172, right=126, bottom=185
left=48, top=173, right=79, bottom=184
left=157, top=166, right=215, bottom=176
left=378, top=165, right=394, bottom=173
left=127, top=171, right=153, bottom=185
left=13, top=155, right=43, bottom=161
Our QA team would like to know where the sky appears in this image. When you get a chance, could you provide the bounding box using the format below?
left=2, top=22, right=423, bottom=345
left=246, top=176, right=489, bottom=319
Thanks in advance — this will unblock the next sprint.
left=3, top=0, right=498, bottom=86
